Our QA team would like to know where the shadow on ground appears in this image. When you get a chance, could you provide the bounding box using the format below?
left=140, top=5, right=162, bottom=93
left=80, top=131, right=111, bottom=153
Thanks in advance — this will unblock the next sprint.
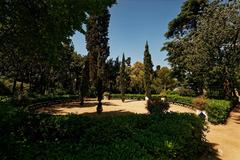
left=231, top=106, right=240, bottom=124
left=199, top=142, right=221, bottom=160
left=79, top=110, right=136, bottom=117
left=38, top=106, right=135, bottom=115
left=49, top=101, right=119, bottom=108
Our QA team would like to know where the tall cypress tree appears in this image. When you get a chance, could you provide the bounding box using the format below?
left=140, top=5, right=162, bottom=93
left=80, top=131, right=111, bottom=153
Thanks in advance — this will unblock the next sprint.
left=86, top=8, right=111, bottom=113
left=120, top=53, right=126, bottom=102
left=80, top=58, right=89, bottom=106
left=143, top=41, right=153, bottom=99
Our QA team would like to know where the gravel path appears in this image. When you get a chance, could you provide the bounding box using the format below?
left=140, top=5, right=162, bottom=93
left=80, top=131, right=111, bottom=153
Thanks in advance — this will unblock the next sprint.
left=37, top=99, right=240, bottom=160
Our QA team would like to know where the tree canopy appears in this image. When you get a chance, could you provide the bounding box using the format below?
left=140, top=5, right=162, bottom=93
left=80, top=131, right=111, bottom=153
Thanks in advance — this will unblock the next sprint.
left=163, top=0, right=240, bottom=100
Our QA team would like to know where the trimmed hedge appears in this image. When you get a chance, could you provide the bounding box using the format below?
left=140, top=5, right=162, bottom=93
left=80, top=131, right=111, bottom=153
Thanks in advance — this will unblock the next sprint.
left=111, top=94, right=161, bottom=100
left=166, top=94, right=193, bottom=106
left=206, top=99, right=232, bottom=124
left=147, top=100, right=170, bottom=114
left=0, top=103, right=206, bottom=160
left=166, top=94, right=232, bottom=124
left=11, top=94, right=79, bottom=110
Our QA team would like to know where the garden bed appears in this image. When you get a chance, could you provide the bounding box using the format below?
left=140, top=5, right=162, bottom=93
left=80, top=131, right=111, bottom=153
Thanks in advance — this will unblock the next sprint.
left=0, top=102, right=206, bottom=160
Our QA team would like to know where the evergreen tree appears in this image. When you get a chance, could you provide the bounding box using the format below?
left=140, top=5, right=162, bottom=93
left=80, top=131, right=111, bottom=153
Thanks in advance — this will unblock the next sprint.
left=120, top=54, right=126, bottom=102
left=86, top=8, right=111, bottom=113
left=143, top=41, right=153, bottom=99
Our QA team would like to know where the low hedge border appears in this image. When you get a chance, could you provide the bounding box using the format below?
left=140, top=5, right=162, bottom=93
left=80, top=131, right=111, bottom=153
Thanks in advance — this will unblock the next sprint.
left=111, top=94, right=161, bottom=100
left=111, top=94, right=232, bottom=124
left=166, top=94, right=232, bottom=124
left=26, top=95, right=79, bottom=111
left=0, top=95, right=79, bottom=112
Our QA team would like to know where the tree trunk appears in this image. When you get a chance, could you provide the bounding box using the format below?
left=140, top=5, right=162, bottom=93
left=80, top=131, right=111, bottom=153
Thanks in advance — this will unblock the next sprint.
left=97, top=78, right=103, bottom=113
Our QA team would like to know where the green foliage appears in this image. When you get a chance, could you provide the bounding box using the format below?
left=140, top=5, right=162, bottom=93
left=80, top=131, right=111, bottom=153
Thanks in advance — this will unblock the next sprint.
left=0, top=104, right=206, bottom=160
left=130, top=61, right=145, bottom=94
left=0, top=0, right=116, bottom=103
left=166, top=94, right=232, bottom=124
left=163, top=1, right=240, bottom=100
left=152, top=67, right=178, bottom=94
left=147, top=100, right=170, bottom=114
left=143, top=41, right=153, bottom=98
left=165, top=0, right=208, bottom=38
left=167, top=94, right=193, bottom=105
left=206, top=100, right=232, bottom=124
left=86, top=7, right=112, bottom=112
left=105, top=58, right=121, bottom=93
left=119, top=54, right=127, bottom=102
left=111, top=94, right=162, bottom=100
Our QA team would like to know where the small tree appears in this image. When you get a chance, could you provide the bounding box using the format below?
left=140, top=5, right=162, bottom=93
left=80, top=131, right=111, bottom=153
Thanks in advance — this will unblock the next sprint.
left=143, top=41, right=153, bottom=99
left=120, top=53, right=127, bottom=102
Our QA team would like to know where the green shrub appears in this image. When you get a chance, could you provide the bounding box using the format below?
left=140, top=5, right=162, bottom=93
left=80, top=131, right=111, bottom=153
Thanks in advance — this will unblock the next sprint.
left=166, top=90, right=178, bottom=95
left=147, top=100, right=170, bottom=114
left=166, top=94, right=193, bottom=105
left=111, top=94, right=145, bottom=100
left=0, top=105, right=206, bottom=160
left=166, top=94, right=232, bottom=124
left=111, top=94, right=161, bottom=100
left=206, top=99, right=232, bottom=124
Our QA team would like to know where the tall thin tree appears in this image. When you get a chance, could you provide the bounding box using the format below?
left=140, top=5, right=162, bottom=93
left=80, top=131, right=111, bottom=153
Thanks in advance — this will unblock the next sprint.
left=120, top=53, right=126, bottom=102
left=86, top=8, right=111, bottom=113
left=143, top=41, right=153, bottom=99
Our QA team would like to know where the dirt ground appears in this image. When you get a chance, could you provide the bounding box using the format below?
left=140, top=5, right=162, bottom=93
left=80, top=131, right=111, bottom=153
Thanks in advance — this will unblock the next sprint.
left=206, top=107, right=240, bottom=160
left=37, top=99, right=240, bottom=160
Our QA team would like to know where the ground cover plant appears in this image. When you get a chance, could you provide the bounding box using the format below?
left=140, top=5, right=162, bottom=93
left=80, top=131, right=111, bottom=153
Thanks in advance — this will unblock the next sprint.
left=0, top=101, right=205, bottom=160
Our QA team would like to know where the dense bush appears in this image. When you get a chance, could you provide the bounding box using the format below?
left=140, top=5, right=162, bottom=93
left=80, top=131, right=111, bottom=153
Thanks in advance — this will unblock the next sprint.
left=0, top=103, right=206, bottom=160
left=206, top=99, right=232, bottom=124
left=147, top=100, right=170, bottom=114
left=166, top=94, right=193, bottom=105
left=166, top=94, right=232, bottom=124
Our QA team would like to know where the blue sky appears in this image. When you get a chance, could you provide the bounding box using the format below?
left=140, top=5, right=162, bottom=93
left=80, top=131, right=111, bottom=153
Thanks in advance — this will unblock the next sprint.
left=72, top=0, right=184, bottom=68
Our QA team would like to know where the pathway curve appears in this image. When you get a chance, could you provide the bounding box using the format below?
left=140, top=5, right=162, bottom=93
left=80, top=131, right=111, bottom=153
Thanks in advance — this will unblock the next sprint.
left=206, top=106, right=240, bottom=160
left=37, top=99, right=240, bottom=160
